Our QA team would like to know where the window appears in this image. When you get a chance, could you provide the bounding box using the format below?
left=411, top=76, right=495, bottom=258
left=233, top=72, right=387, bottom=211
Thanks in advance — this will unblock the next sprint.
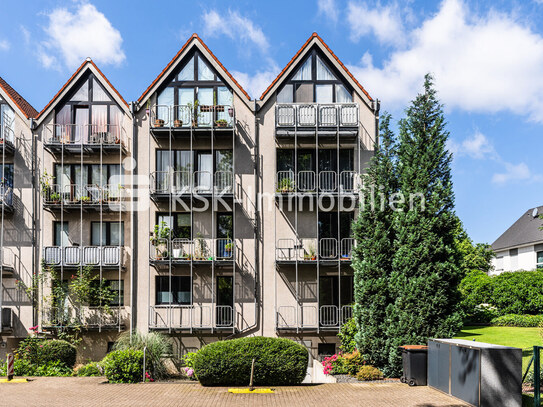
left=90, top=280, right=124, bottom=307
left=54, top=164, right=121, bottom=186
left=277, top=84, right=294, bottom=103
left=198, top=56, right=214, bottom=81
left=91, top=222, right=124, bottom=246
left=292, top=57, right=312, bottom=81
left=156, top=276, right=191, bottom=305
left=316, top=56, right=335, bottom=80
left=54, top=222, right=69, bottom=246
left=178, top=56, right=194, bottom=81
left=156, top=213, right=191, bottom=239
left=537, top=252, right=543, bottom=269
left=315, top=84, right=333, bottom=103
left=217, top=213, right=233, bottom=239
left=0, top=101, right=15, bottom=139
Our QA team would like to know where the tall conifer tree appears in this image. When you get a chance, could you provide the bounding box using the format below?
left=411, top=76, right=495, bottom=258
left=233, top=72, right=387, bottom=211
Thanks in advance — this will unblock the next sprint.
left=384, top=74, right=463, bottom=375
left=352, top=113, right=398, bottom=369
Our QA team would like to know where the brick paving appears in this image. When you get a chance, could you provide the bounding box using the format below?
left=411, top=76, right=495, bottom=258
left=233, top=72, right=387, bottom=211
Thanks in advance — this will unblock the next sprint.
left=0, top=377, right=469, bottom=407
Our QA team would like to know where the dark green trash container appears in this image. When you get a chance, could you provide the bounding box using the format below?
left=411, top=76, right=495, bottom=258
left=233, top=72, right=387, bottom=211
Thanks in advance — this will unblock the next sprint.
left=399, top=345, right=428, bottom=386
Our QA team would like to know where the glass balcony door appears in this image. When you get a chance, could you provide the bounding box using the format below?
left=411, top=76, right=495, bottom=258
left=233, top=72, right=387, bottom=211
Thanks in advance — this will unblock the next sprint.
left=216, top=276, right=233, bottom=327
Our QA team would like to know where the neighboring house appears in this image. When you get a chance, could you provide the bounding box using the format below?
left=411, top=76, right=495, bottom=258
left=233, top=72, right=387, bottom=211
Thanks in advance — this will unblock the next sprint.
left=0, top=32, right=379, bottom=361
left=491, top=206, right=543, bottom=274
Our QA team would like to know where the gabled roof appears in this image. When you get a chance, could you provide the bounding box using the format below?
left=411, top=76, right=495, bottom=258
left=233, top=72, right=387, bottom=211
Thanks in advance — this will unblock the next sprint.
left=36, top=59, right=129, bottom=123
left=492, top=206, right=543, bottom=251
left=0, top=76, right=38, bottom=119
left=260, top=33, right=373, bottom=106
left=137, top=34, right=251, bottom=107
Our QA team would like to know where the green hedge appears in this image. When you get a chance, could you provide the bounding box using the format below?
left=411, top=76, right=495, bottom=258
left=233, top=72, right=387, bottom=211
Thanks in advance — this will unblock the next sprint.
left=491, top=314, right=543, bottom=327
left=38, top=340, right=77, bottom=368
left=193, top=337, right=308, bottom=386
left=103, top=349, right=144, bottom=383
left=77, top=362, right=103, bottom=377
left=461, top=270, right=543, bottom=318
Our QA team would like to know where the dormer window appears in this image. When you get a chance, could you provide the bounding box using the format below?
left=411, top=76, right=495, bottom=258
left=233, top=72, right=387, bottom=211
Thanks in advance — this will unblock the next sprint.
left=276, top=50, right=353, bottom=104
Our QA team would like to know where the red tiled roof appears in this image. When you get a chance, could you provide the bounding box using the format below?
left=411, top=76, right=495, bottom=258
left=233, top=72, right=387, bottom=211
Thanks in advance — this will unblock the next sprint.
left=37, top=59, right=129, bottom=119
left=260, top=32, right=373, bottom=102
left=137, top=33, right=251, bottom=104
left=0, top=77, right=38, bottom=119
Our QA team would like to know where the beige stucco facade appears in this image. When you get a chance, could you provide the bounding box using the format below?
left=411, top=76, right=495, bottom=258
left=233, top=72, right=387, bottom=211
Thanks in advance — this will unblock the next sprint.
left=0, top=33, right=378, bottom=362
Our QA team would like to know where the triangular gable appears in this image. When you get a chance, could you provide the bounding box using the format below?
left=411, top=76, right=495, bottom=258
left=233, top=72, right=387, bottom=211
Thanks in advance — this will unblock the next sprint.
left=137, top=34, right=251, bottom=108
left=36, top=59, right=130, bottom=124
left=260, top=33, right=373, bottom=106
left=0, top=76, right=38, bottom=120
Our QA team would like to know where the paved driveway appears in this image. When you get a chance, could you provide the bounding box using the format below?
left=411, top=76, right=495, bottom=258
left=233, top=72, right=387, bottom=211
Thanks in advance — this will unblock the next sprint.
left=0, top=377, right=468, bottom=407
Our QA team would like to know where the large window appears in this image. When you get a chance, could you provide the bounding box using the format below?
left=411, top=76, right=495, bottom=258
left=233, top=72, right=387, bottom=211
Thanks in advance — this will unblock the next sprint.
left=91, top=222, right=124, bottom=246
left=55, top=74, right=122, bottom=143
left=54, top=222, right=69, bottom=246
left=54, top=164, right=121, bottom=186
left=276, top=149, right=353, bottom=173
left=156, top=276, right=191, bottom=305
left=156, top=213, right=191, bottom=239
left=0, top=97, right=15, bottom=142
left=537, top=252, right=543, bottom=269
left=276, top=50, right=353, bottom=103
left=89, top=280, right=124, bottom=307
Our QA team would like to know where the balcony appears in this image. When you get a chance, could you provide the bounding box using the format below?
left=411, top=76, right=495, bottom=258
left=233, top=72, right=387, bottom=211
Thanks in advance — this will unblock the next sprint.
left=0, top=248, right=15, bottom=274
left=150, top=104, right=235, bottom=133
left=276, top=170, right=359, bottom=194
left=41, top=305, right=128, bottom=330
left=276, top=304, right=353, bottom=330
left=44, top=124, right=127, bottom=154
left=150, top=238, right=234, bottom=263
left=149, top=304, right=234, bottom=330
left=150, top=171, right=233, bottom=196
left=0, top=185, right=13, bottom=211
left=0, top=122, right=15, bottom=154
left=43, top=246, right=124, bottom=268
left=42, top=184, right=124, bottom=210
left=275, top=103, right=359, bottom=137
left=276, top=238, right=355, bottom=262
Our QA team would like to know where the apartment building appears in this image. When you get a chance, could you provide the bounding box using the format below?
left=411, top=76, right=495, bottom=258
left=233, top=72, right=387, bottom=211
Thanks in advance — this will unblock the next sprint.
left=0, top=33, right=378, bottom=361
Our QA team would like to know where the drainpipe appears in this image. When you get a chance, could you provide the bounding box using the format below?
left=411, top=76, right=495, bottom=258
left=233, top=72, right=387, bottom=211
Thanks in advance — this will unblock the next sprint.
left=30, top=118, right=37, bottom=327
left=373, top=99, right=380, bottom=150
left=253, top=99, right=260, bottom=335
left=130, top=102, right=137, bottom=336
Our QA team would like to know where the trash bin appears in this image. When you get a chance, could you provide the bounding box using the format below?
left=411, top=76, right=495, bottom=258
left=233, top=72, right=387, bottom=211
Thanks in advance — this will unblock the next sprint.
left=399, top=345, right=428, bottom=386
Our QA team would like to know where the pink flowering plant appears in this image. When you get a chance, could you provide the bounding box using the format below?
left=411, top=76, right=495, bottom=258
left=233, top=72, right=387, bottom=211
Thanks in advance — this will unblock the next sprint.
left=322, top=353, right=348, bottom=375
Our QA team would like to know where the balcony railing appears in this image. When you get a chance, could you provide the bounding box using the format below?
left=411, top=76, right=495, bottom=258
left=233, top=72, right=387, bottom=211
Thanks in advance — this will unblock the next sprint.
left=45, top=124, right=127, bottom=147
left=276, top=305, right=353, bottom=329
left=150, top=104, right=235, bottom=129
left=43, top=246, right=124, bottom=267
left=0, top=185, right=12, bottom=206
left=0, top=121, right=14, bottom=146
left=275, top=103, right=359, bottom=128
left=276, top=171, right=359, bottom=193
left=42, top=305, right=128, bottom=328
left=43, top=184, right=124, bottom=205
left=150, top=238, right=233, bottom=261
left=148, top=304, right=234, bottom=329
left=276, top=238, right=355, bottom=261
left=150, top=171, right=233, bottom=195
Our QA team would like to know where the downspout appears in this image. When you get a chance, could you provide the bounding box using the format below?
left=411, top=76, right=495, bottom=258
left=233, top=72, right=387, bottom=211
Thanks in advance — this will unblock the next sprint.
left=129, top=102, right=137, bottom=336
left=373, top=99, right=380, bottom=150
left=31, top=118, right=37, bottom=327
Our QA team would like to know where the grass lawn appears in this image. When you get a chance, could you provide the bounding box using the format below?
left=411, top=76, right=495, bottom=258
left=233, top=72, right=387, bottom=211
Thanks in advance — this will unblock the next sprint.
left=455, top=326, right=542, bottom=370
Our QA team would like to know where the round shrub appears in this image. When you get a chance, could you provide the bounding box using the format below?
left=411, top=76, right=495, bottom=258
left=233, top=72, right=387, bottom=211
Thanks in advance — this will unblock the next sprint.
left=77, top=362, right=103, bottom=377
left=103, top=349, right=144, bottom=383
left=491, top=314, right=543, bottom=327
left=356, top=365, right=383, bottom=381
left=38, top=340, right=77, bottom=368
left=193, top=337, right=308, bottom=386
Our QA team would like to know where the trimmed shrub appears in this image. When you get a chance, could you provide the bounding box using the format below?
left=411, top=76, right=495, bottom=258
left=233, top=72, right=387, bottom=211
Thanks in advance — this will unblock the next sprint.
left=38, top=340, right=77, bottom=368
left=338, top=318, right=357, bottom=354
left=77, top=362, right=103, bottom=377
left=103, top=349, right=144, bottom=383
left=35, top=361, right=73, bottom=377
left=343, top=350, right=365, bottom=376
left=192, top=337, right=308, bottom=386
left=356, top=365, right=383, bottom=381
left=491, top=314, right=543, bottom=327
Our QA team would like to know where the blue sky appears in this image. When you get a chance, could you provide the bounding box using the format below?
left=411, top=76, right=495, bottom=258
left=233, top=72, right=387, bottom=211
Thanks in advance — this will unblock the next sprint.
left=1, top=0, right=542, bottom=244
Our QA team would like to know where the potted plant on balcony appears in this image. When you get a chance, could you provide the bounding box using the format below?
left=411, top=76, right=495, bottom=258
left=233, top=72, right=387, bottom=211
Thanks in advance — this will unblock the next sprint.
left=277, top=178, right=295, bottom=193
left=81, top=196, right=91, bottom=204
left=40, top=170, right=53, bottom=199
left=188, top=100, right=200, bottom=127
left=308, top=244, right=317, bottom=261
left=215, top=119, right=228, bottom=128
left=174, top=119, right=183, bottom=128
left=150, top=222, right=171, bottom=260
left=154, top=119, right=165, bottom=128
left=50, top=192, right=61, bottom=204
left=194, top=232, right=208, bottom=260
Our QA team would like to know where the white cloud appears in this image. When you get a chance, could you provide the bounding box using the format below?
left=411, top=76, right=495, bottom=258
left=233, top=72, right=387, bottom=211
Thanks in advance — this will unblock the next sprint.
left=451, top=131, right=497, bottom=160
left=202, top=10, right=269, bottom=52
left=348, top=0, right=543, bottom=122
left=0, top=39, right=10, bottom=51
left=231, top=66, right=280, bottom=100
left=347, top=1, right=404, bottom=46
left=39, top=3, right=125, bottom=70
left=492, top=162, right=540, bottom=185
left=318, top=0, right=339, bottom=23
left=20, top=26, right=30, bottom=45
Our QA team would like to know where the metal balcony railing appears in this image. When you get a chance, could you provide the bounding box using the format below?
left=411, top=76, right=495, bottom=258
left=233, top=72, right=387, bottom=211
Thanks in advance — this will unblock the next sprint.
left=0, top=185, right=12, bottom=206
left=0, top=247, right=14, bottom=269
left=298, top=171, right=316, bottom=192
left=276, top=170, right=296, bottom=193
left=276, top=305, right=352, bottom=329
left=0, top=120, right=14, bottom=145
left=150, top=171, right=233, bottom=195
left=150, top=104, right=235, bottom=129
left=340, top=238, right=356, bottom=260
left=276, top=238, right=348, bottom=261
left=275, top=103, right=359, bottom=128
left=319, top=171, right=337, bottom=192
left=150, top=238, right=234, bottom=261
left=42, top=305, right=127, bottom=328
left=148, top=304, right=234, bottom=330
left=276, top=171, right=359, bottom=193
left=43, top=184, right=124, bottom=205
left=45, top=124, right=127, bottom=147
left=43, top=246, right=124, bottom=267
left=319, top=238, right=338, bottom=259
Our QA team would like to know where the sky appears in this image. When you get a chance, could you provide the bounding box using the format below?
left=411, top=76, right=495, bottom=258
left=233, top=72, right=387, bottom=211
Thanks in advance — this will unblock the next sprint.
left=1, top=0, right=542, bottom=245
